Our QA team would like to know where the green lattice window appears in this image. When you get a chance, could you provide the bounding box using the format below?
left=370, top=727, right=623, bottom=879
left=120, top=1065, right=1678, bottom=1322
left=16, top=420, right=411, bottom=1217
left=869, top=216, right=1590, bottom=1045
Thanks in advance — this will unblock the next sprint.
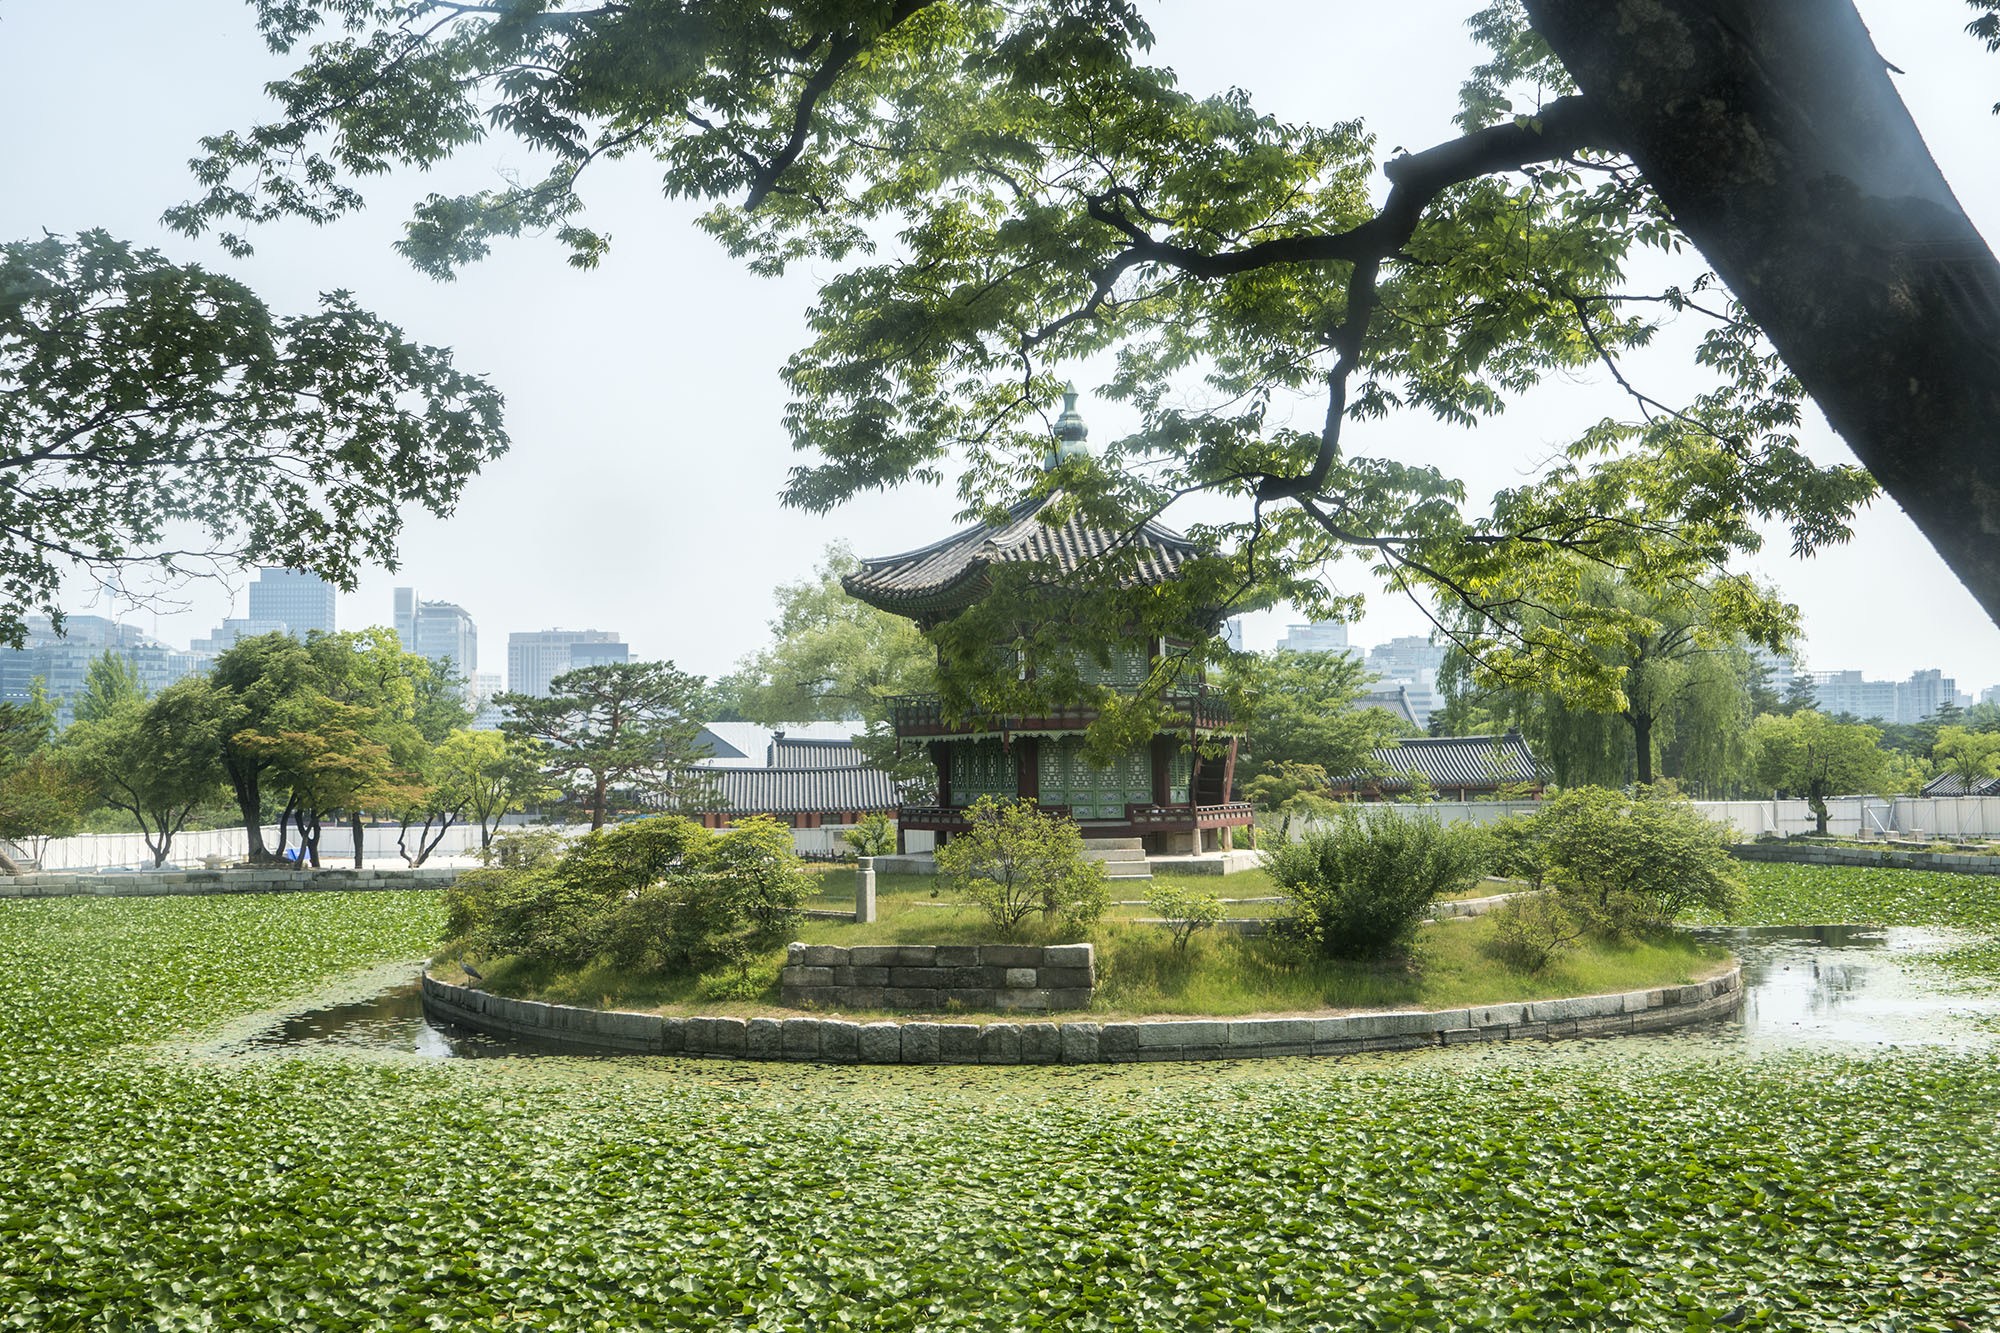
left=949, top=740, right=1017, bottom=804
left=1167, top=748, right=1192, bottom=805
left=1038, top=737, right=1151, bottom=821
left=1075, top=643, right=1148, bottom=689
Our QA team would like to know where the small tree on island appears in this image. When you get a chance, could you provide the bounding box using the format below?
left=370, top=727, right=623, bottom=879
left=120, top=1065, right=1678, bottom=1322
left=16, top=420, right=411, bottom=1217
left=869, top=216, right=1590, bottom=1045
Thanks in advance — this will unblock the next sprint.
left=935, top=797, right=1108, bottom=937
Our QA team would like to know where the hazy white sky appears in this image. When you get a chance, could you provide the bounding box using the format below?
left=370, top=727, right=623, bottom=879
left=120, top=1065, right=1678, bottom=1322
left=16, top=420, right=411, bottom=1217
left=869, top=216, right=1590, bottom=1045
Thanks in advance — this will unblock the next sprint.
left=4, top=2, right=1998, bottom=691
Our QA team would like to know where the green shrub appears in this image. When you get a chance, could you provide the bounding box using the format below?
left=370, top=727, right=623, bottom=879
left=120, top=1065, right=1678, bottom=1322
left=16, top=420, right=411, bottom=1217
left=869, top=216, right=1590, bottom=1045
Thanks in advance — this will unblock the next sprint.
left=935, top=796, right=1108, bottom=936
left=1534, top=785, right=1744, bottom=932
left=1146, top=882, right=1225, bottom=954
left=1486, top=893, right=1589, bottom=973
left=1267, top=807, right=1488, bottom=959
left=1484, top=812, right=1550, bottom=889
left=841, top=812, right=897, bottom=858
left=444, top=814, right=814, bottom=975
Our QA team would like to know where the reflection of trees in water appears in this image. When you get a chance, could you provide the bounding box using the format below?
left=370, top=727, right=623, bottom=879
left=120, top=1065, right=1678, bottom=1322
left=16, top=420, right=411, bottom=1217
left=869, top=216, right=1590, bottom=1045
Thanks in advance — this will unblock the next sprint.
left=242, top=983, right=521, bottom=1058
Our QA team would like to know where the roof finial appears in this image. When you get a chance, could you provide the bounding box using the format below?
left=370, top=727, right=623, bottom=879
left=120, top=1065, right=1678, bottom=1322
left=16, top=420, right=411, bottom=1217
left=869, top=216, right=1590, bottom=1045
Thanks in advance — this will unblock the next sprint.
left=1047, top=384, right=1090, bottom=468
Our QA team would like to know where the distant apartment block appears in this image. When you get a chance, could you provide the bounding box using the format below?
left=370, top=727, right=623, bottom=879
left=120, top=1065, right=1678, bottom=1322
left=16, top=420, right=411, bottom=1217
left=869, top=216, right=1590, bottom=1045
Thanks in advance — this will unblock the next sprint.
left=392, top=587, right=478, bottom=684
left=1276, top=621, right=1349, bottom=653
left=1223, top=618, right=1245, bottom=652
left=507, top=629, right=629, bottom=698
left=1983, top=684, right=2000, bottom=707
left=1749, top=644, right=1799, bottom=700
left=1811, top=668, right=1960, bottom=725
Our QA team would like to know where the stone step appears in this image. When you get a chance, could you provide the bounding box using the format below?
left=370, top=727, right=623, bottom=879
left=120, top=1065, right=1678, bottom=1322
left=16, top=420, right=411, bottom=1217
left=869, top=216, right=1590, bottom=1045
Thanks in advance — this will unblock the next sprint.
left=1082, top=847, right=1149, bottom=863
left=1082, top=837, right=1145, bottom=851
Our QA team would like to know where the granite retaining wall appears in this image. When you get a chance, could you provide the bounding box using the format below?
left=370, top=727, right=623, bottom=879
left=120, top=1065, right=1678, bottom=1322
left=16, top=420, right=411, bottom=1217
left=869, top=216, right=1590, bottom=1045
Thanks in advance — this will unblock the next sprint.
left=0, top=867, right=461, bottom=899
left=780, top=942, right=1095, bottom=1012
left=1729, top=843, right=2000, bottom=875
left=421, top=966, right=1743, bottom=1064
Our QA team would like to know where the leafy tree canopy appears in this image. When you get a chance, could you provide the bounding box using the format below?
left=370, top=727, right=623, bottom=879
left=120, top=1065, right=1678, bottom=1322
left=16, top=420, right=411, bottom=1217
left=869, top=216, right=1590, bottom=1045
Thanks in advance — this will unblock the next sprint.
left=1749, top=710, right=1891, bottom=834
left=0, top=232, right=507, bottom=646
left=1228, top=648, right=1415, bottom=792
left=498, top=661, right=713, bottom=830
left=165, top=0, right=1951, bottom=716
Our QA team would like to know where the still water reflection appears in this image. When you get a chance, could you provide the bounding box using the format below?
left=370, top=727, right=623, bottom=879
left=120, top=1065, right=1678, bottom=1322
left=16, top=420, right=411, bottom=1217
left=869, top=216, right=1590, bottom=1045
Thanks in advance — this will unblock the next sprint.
left=233, top=925, right=1998, bottom=1061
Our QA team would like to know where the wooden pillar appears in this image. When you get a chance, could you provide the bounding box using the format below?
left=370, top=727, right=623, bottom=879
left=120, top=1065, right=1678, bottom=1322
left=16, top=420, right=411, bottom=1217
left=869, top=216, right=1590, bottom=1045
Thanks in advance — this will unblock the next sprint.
left=1015, top=736, right=1040, bottom=803
left=1221, top=737, right=1239, bottom=804
left=1151, top=736, right=1172, bottom=807
left=931, top=741, right=952, bottom=809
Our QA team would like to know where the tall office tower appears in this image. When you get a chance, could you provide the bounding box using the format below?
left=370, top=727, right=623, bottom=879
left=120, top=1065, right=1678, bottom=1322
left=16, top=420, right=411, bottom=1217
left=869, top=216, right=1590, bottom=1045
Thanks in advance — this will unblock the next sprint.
left=393, top=587, right=420, bottom=650
left=246, top=568, right=337, bottom=638
left=1276, top=621, right=1349, bottom=653
left=1223, top=618, right=1246, bottom=652
left=413, top=601, right=478, bottom=681
left=507, top=629, right=628, bottom=698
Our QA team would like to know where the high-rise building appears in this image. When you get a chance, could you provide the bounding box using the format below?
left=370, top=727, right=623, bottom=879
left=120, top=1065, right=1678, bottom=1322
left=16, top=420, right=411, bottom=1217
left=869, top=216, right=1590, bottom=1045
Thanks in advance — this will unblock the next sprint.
left=1749, top=644, right=1798, bottom=700
left=245, top=568, right=337, bottom=637
left=1223, top=618, right=1245, bottom=653
left=0, top=615, right=205, bottom=727
left=506, top=629, right=628, bottom=698
left=1982, top=684, right=2000, bottom=707
left=393, top=588, right=477, bottom=683
left=1276, top=621, right=1349, bottom=653
left=1811, top=669, right=1960, bottom=724
left=1362, top=636, right=1447, bottom=729
left=393, top=587, right=419, bottom=649
left=412, top=602, right=477, bottom=682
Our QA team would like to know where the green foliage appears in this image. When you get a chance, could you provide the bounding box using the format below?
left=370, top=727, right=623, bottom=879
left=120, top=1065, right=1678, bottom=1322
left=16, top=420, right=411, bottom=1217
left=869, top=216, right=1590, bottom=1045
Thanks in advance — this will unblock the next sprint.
left=727, top=544, right=937, bottom=787
left=1933, top=725, right=2000, bottom=792
left=841, top=811, right=897, bottom=858
left=0, top=231, right=505, bottom=646
left=1486, top=892, right=1590, bottom=973
left=73, top=652, right=146, bottom=726
left=447, top=814, right=814, bottom=976
left=1267, top=807, right=1488, bottom=959
left=1483, top=811, right=1550, bottom=889
left=1144, top=882, right=1224, bottom=954
left=1534, top=786, right=1744, bottom=932
left=62, top=679, right=227, bottom=867
left=1446, top=568, right=1777, bottom=793
left=1750, top=710, right=1892, bottom=833
left=498, top=661, right=711, bottom=831
left=934, top=797, right=1108, bottom=936
left=0, top=750, right=93, bottom=852
left=1229, top=649, right=1413, bottom=790
left=167, top=1, right=1888, bottom=724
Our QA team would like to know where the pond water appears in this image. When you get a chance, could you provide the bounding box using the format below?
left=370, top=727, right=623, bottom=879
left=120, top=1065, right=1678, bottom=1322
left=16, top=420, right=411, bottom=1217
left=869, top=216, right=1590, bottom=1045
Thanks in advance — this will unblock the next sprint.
left=227, top=924, right=1999, bottom=1062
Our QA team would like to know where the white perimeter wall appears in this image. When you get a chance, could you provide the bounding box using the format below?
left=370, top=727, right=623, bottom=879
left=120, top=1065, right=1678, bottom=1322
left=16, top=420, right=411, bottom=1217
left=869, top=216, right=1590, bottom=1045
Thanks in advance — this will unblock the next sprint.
left=1298, top=795, right=2000, bottom=842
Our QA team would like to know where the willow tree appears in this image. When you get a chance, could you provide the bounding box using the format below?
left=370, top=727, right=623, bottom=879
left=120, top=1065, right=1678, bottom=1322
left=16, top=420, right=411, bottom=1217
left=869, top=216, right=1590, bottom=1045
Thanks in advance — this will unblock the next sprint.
left=168, top=1, right=2000, bottom=709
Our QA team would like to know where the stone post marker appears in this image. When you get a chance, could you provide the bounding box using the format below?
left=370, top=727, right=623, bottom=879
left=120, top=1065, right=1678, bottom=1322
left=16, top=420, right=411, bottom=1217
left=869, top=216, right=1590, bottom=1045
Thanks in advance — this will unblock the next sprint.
left=855, top=856, right=877, bottom=923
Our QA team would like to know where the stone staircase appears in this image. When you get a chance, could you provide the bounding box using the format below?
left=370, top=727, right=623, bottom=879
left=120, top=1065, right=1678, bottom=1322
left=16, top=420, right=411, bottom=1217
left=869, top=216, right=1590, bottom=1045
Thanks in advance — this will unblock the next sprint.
left=1082, top=836, right=1152, bottom=882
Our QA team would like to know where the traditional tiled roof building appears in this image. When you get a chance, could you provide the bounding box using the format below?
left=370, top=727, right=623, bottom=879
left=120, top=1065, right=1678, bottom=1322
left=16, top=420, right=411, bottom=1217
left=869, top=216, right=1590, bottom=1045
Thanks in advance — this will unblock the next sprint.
left=1331, top=730, right=1543, bottom=800
left=684, top=723, right=901, bottom=829
left=844, top=393, right=1251, bottom=855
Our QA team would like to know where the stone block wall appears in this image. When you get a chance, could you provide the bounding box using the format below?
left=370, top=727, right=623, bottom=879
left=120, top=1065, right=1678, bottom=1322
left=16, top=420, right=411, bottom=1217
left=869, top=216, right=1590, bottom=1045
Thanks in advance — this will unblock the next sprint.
left=419, top=967, right=1743, bottom=1064
left=1729, top=843, right=2000, bottom=875
left=779, top=942, right=1095, bottom=1012
left=0, top=867, right=460, bottom=899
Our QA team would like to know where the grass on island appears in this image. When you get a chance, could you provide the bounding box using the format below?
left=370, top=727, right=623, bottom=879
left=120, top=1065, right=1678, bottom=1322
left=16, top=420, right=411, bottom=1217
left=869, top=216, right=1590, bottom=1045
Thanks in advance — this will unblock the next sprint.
left=458, top=866, right=1727, bottom=1020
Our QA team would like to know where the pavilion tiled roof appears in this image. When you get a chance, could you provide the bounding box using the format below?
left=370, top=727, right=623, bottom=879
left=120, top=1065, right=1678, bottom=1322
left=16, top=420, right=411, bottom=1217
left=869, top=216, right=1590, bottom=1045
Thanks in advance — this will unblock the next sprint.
left=696, top=765, right=902, bottom=817
left=768, top=737, right=862, bottom=769
left=843, top=493, right=1198, bottom=617
left=1340, top=731, right=1541, bottom=792
left=1921, top=770, right=2000, bottom=797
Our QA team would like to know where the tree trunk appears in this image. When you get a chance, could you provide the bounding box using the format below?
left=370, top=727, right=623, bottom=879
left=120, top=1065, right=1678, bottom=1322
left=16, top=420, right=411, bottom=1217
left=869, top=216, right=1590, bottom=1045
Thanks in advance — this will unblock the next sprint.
left=1810, top=780, right=1832, bottom=836
left=352, top=811, right=365, bottom=869
left=1628, top=711, right=1654, bottom=786
left=1525, top=0, right=2000, bottom=627
left=225, top=761, right=271, bottom=862
left=591, top=773, right=608, bottom=831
